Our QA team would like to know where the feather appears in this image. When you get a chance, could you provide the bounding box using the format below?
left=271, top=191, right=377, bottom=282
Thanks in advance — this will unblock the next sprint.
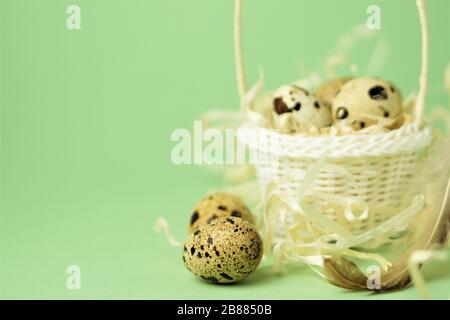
left=323, top=257, right=368, bottom=290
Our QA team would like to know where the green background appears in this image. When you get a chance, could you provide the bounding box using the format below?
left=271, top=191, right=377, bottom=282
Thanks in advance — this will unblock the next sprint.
left=1, top=0, right=449, bottom=299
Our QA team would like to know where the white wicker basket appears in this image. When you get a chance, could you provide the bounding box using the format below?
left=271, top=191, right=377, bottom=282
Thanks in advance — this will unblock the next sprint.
left=233, top=0, right=433, bottom=236
left=239, top=123, right=433, bottom=233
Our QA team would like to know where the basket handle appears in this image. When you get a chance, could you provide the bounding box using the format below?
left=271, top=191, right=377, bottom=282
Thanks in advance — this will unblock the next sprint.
left=234, top=0, right=247, bottom=97
left=415, top=0, right=429, bottom=126
left=234, top=0, right=429, bottom=126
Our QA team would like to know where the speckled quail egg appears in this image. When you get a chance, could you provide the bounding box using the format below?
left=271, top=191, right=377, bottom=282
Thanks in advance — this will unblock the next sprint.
left=182, top=216, right=263, bottom=284
left=272, top=84, right=332, bottom=133
left=331, top=77, right=403, bottom=130
left=315, top=77, right=352, bottom=108
left=189, top=193, right=253, bottom=232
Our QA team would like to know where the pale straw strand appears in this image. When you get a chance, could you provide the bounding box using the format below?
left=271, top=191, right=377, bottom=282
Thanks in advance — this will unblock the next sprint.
left=154, top=217, right=181, bottom=246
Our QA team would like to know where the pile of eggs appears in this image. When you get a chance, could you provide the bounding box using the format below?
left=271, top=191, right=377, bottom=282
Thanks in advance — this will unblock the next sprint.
left=182, top=193, right=263, bottom=284
left=271, top=76, right=404, bottom=134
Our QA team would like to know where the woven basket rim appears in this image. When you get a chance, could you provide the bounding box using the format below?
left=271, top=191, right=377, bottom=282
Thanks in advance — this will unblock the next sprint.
left=238, top=123, right=433, bottom=158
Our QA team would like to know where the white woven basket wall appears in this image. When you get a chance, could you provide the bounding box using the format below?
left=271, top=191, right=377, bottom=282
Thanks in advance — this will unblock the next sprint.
left=239, top=123, right=433, bottom=233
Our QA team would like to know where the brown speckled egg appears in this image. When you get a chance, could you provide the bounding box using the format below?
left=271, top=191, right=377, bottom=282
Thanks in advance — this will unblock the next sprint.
left=182, top=217, right=263, bottom=284
left=189, top=193, right=253, bottom=232
left=315, top=77, right=352, bottom=108
left=331, top=77, right=403, bottom=130
left=272, top=84, right=332, bottom=133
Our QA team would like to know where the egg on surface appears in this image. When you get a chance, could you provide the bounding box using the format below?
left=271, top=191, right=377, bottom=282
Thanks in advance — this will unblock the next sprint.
left=331, top=77, right=403, bottom=130
left=272, top=84, right=332, bottom=133
left=189, top=193, right=253, bottom=232
left=182, top=217, right=263, bottom=284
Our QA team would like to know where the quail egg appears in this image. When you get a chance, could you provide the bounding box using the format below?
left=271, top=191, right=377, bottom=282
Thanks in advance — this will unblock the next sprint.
left=189, top=193, right=253, bottom=232
left=331, top=77, right=403, bottom=130
left=182, top=217, right=263, bottom=284
left=272, top=84, right=332, bottom=133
